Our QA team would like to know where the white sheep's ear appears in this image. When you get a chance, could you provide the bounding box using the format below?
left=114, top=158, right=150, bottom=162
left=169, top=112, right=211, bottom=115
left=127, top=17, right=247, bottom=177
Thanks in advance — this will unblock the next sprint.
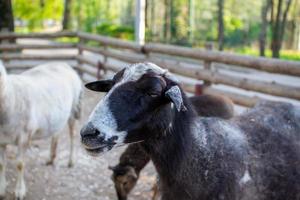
left=165, top=85, right=187, bottom=112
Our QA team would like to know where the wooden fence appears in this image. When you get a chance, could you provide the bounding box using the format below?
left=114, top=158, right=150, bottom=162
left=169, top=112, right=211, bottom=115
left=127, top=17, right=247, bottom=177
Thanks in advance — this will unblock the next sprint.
left=0, top=31, right=299, bottom=107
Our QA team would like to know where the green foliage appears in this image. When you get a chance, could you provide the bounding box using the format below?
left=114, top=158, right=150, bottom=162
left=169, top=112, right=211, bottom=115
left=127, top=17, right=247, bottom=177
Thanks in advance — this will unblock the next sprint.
left=95, top=23, right=134, bottom=40
left=13, top=0, right=63, bottom=31
left=11, top=0, right=300, bottom=60
left=55, top=37, right=79, bottom=43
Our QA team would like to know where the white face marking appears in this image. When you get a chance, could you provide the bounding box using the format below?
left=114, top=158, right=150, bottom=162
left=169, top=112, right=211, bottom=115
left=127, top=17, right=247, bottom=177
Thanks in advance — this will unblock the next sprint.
left=239, top=169, right=251, bottom=185
left=120, top=62, right=178, bottom=83
left=88, top=92, right=126, bottom=143
left=122, top=63, right=166, bottom=82
left=87, top=62, right=177, bottom=144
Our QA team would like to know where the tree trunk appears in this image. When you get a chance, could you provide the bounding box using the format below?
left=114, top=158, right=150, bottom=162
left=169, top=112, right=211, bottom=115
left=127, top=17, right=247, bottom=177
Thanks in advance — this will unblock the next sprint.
left=0, top=0, right=14, bottom=44
left=259, top=0, right=272, bottom=57
left=217, top=0, right=224, bottom=51
left=279, top=0, right=292, bottom=46
left=62, top=0, right=72, bottom=30
left=145, top=0, right=148, bottom=28
left=272, top=0, right=283, bottom=58
left=163, top=0, right=171, bottom=42
left=270, top=0, right=293, bottom=58
left=0, top=0, right=14, bottom=32
left=188, top=0, right=194, bottom=44
left=150, top=0, right=156, bottom=40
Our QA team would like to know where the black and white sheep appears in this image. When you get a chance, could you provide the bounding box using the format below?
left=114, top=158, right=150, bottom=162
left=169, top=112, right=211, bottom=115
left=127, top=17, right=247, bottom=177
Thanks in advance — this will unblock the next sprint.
left=0, top=61, right=82, bottom=200
left=81, top=63, right=300, bottom=200
left=109, top=94, right=235, bottom=200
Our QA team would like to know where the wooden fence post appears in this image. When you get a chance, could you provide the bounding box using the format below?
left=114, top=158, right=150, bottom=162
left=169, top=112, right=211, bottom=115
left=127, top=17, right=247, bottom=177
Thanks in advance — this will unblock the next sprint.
left=100, top=44, right=108, bottom=78
left=103, top=45, right=108, bottom=64
left=195, top=42, right=213, bottom=95
left=96, top=61, right=106, bottom=79
left=77, top=35, right=84, bottom=77
left=203, top=42, right=214, bottom=87
left=0, top=29, right=8, bottom=65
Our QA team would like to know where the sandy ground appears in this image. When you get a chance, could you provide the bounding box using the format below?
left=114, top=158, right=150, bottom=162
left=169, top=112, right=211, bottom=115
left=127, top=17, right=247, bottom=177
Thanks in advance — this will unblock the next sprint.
left=2, top=90, right=156, bottom=200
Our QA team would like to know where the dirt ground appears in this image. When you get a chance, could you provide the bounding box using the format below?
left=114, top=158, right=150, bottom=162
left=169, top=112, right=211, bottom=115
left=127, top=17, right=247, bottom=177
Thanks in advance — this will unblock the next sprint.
left=3, top=90, right=156, bottom=200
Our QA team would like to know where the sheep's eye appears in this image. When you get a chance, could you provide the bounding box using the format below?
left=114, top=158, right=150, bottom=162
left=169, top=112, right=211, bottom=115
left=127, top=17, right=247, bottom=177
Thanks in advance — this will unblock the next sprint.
left=147, top=92, right=159, bottom=98
left=136, top=75, right=164, bottom=98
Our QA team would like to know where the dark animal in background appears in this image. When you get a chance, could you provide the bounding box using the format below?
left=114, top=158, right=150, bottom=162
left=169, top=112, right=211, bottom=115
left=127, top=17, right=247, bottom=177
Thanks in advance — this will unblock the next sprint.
left=109, top=144, right=149, bottom=200
left=81, top=63, right=300, bottom=200
left=109, top=94, right=234, bottom=200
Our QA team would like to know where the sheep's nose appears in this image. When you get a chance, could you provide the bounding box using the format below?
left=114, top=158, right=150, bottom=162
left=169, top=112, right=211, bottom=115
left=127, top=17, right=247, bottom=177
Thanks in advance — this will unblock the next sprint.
left=80, top=122, right=100, bottom=138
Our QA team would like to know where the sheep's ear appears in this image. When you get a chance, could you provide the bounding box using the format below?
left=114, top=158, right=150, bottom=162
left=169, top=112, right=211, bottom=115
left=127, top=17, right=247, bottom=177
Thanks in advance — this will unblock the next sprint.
left=165, top=85, right=187, bottom=112
left=85, top=80, right=114, bottom=92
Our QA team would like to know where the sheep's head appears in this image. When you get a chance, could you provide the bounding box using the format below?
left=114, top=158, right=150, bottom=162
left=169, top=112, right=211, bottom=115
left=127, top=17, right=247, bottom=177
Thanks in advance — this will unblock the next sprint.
left=80, top=63, right=186, bottom=156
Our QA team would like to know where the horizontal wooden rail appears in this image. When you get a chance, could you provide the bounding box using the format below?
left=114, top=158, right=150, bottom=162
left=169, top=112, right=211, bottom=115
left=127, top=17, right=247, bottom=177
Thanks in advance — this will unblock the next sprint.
left=77, top=55, right=122, bottom=77
left=80, top=61, right=261, bottom=107
left=203, top=87, right=260, bottom=107
left=77, top=55, right=98, bottom=67
left=80, top=57, right=122, bottom=72
left=180, top=81, right=261, bottom=107
left=144, top=43, right=300, bottom=77
left=78, top=32, right=142, bottom=52
left=80, top=45, right=300, bottom=100
left=0, top=54, right=76, bottom=60
left=158, top=62, right=300, bottom=100
left=78, top=45, right=145, bottom=63
left=5, top=63, right=76, bottom=70
left=0, top=43, right=77, bottom=51
left=1, top=31, right=299, bottom=106
left=77, top=35, right=300, bottom=77
left=0, top=31, right=76, bottom=39
left=77, top=64, right=97, bottom=77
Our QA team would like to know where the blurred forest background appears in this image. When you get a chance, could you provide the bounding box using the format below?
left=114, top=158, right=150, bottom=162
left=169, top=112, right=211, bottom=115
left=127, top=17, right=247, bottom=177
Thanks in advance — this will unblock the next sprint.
left=0, top=0, right=300, bottom=60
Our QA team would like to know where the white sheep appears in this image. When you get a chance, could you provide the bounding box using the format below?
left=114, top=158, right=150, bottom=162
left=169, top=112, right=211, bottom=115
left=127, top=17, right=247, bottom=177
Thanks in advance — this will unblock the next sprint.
left=0, top=61, right=82, bottom=200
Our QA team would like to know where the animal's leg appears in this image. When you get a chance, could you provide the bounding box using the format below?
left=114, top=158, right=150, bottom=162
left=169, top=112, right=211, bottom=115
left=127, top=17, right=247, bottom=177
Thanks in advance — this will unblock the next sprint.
left=46, top=135, right=59, bottom=166
left=0, top=146, right=7, bottom=198
left=15, top=136, right=27, bottom=200
left=68, top=118, right=76, bottom=168
left=151, top=179, right=160, bottom=200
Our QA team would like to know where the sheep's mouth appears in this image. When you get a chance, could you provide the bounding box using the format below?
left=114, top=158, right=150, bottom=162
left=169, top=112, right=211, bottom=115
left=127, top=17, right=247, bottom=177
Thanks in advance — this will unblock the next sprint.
left=84, top=144, right=114, bottom=156
left=81, top=140, right=116, bottom=156
left=81, top=135, right=126, bottom=156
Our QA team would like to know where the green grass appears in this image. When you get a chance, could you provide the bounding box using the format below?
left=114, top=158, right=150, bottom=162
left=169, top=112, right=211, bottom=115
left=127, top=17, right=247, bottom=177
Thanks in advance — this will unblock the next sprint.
left=95, top=23, right=134, bottom=41
left=234, top=47, right=300, bottom=61
left=55, top=37, right=79, bottom=44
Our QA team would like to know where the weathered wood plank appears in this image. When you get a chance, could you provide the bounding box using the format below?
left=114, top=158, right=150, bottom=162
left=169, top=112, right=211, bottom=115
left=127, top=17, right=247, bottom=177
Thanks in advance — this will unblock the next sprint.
left=78, top=32, right=142, bottom=52
left=0, top=54, right=76, bottom=60
left=0, top=43, right=76, bottom=51
left=0, top=31, right=76, bottom=39
left=144, top=43, right=300, bottom=77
